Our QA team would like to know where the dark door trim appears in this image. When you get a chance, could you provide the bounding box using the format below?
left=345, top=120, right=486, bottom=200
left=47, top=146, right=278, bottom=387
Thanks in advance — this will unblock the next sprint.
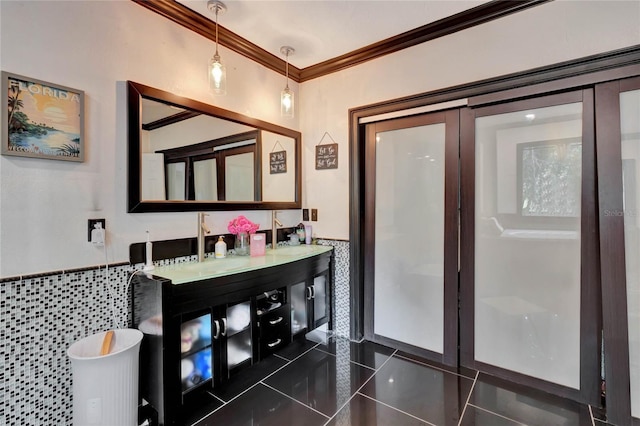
left=350, top=45, right=640, bottom=343
left=349, top=47, right=640, bottom=418
left=594, top=76, right=640, bottom=425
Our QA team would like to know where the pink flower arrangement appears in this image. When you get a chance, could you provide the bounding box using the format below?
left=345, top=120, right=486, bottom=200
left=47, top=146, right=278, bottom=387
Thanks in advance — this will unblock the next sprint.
left=227, top=215, right=259, bottom=235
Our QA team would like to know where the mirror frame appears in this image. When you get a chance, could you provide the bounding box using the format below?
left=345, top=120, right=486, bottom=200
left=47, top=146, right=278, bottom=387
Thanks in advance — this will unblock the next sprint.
left=127, top=81, right=302, bottom=212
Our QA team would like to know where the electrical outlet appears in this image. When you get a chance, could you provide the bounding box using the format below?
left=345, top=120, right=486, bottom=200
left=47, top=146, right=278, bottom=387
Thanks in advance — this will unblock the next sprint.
left=311, top=209, right=318, bottom=221
left=88, top=219, right=106, bottom=242
left=86, top=398, right=102, bottom=423
left=302, top=209, right=309, bottom=221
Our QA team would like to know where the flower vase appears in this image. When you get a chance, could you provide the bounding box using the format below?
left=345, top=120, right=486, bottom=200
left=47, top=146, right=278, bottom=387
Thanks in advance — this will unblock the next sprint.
left=234, top=232, right=250, bottom=256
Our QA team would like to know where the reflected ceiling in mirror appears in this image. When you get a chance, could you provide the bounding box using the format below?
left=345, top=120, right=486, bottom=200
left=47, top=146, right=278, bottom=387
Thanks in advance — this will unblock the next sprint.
left=127, top=81, right=301, bottom=212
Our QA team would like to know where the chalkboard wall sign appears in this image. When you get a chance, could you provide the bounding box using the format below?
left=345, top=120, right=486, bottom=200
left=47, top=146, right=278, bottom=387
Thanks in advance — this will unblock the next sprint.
left=270, top=150, right=287, bottom=174
left=316, top=143, right=338, bottom=170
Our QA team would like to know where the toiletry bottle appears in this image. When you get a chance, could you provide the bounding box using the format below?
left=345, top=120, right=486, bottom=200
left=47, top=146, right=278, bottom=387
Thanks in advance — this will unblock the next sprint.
left=215, top=236, right=227, bottom=259
left=296, top=223, right=306, bottom=242
left=144, top=231, right=155, bottom=271
left=304, top=224, right=312, bottom=245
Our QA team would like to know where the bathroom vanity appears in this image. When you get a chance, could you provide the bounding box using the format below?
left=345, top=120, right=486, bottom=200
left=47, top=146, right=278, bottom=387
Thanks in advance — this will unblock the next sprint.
left=132, top=245, right=333, bottom=425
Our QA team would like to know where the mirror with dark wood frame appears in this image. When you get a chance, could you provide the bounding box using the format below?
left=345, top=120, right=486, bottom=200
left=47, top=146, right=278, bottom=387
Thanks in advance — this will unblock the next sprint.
left=127, top=81, right=301, bottom=212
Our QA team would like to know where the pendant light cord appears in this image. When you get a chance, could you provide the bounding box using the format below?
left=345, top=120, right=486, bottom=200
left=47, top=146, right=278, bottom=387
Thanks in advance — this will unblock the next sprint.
left=285, top=51, right=290, bottom=90
left=214, top=6, right=220, bottom=58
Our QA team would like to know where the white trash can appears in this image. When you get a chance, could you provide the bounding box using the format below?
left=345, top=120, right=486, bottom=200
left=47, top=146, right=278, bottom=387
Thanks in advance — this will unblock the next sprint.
left=67, top=329, right=143, bottom=426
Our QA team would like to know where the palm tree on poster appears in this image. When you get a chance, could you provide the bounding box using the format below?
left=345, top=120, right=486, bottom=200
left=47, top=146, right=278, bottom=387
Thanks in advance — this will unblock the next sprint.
left=7, top=83, right=23, bottom=132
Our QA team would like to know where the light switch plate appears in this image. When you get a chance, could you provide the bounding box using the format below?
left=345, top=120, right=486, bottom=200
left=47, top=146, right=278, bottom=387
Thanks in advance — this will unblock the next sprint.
left=302, top=209, right=309, bottom=221
left=311, top=209, right=318, bottom=221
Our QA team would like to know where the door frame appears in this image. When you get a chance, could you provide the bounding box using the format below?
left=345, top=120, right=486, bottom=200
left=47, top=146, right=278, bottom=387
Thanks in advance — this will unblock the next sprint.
left=594, top=75, right=640, bottom=424
left=349, top=46, right=640, bottom=423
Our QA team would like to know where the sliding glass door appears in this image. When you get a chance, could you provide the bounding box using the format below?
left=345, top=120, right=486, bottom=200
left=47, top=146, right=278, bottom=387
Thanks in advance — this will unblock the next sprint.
left=364, top=111, right=459, bottom=365
left=596, top=76, right=640, bottom=424
left=621, top=85, right=640, bottom=420
left=460, top=90, right=600, bottom=404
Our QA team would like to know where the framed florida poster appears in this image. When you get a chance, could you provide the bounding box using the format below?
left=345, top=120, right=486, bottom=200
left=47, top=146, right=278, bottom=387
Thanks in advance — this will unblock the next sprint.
left=2, top=71, right=84, bottom=162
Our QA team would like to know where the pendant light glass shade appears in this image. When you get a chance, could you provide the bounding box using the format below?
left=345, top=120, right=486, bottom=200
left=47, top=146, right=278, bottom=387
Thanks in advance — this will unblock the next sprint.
left=281, top=86, right=294, bottom=118
left=280, top=46, right=295, bottom=118
left=207, top=1, right=226, bottom=95
left=208, top=53, right=226, bottom=95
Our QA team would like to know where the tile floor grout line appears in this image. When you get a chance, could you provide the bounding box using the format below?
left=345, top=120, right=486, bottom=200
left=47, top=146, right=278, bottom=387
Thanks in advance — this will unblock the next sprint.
left=202, top=353, right=299, bottom=418
left=251, top=356, right=300, bottom=385
left=357, top=391, right=437, bottom=426
left=191, top=381, right=263, bottom=423
left=321, top=349, right=399, bottom=426
left=394, top=352, right=476, bottom=380
left=280, top=341, right=322, bottom=364
left=272, top=353, right=289, bottom=361
left=190, top=343, right=322, bottom=425
left=466, top=403, right=528, bottom=425
left=457, top=370, right=479, bottom=426
left=589, top=404, right=596, bottom=426
left=260, top=381, right=331, bottom=419
left=312, top=346, right=377, bottom=371
left=206, top=390, right=227, bottom=405
left=186, top=390, right=228, bottom=425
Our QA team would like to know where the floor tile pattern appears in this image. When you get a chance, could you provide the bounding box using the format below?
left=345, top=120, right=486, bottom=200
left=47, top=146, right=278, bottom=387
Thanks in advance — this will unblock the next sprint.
left=195, top=336, right=613, bottom=426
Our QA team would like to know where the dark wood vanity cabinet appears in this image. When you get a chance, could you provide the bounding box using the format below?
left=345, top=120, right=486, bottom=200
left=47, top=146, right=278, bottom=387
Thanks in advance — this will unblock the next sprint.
left=132, top=248, right=333, bottom=426
left=290, top=270, right=331, bottom=337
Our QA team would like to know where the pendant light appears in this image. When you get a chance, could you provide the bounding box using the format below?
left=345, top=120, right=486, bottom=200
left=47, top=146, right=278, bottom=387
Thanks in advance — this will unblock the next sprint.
left=280, top=46, right=295, bottom=118
left=207, top=0, right=227, bottom=95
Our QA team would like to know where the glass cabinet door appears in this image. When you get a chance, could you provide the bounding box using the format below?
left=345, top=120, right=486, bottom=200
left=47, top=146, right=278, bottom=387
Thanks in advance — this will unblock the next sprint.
left=290, top=281, right=308, bottom=336
left=225, top=301, right=253, bottom=373
left=180, top=312, right=213, bottom=393
left=312, top=274, right=329, bottom=328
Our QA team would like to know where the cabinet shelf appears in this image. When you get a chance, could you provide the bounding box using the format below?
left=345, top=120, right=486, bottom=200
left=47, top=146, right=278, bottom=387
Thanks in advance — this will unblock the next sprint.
left=181, top=347, right=213, bottom=393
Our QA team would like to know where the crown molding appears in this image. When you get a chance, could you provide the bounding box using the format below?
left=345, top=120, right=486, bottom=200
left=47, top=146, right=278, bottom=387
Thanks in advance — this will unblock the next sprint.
left=300, top=0, right=551, bottom=81
left=132, top=0, right=550, bottom=83
left=131, top=0, right=301, bottom=81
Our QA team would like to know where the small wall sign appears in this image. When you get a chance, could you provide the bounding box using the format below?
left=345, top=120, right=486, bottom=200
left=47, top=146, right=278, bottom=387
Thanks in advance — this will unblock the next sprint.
left=270, top=150, right=287, bottom=174
left=315, top=143, right=338, bottom=170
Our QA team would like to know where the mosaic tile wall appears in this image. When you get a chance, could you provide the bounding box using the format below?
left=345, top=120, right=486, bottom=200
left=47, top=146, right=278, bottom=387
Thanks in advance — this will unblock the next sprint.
left=0, top=239, right=350, bottom=425
left=0, top=264, right=133, bottom=425
left=317, top=239, right=350, bottom=338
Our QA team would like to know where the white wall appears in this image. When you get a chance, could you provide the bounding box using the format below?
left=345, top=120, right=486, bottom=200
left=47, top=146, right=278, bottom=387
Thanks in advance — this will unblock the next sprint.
left=0, top=0, right=300, bottom=277
left=1, top=0, right=639, bottom=276
left=299, top=0, right=640, bottom=240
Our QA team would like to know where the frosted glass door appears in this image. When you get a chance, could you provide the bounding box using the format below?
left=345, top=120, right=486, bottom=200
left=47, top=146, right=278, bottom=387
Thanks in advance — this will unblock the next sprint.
left=225, top=152, right=254, bottom=201
left=621, top=88, right=640, bottom=418
left=166, top=162, right=186, bottom=200
left=373, top=123, right=446, bottom=354
left=474, top=102, right=583, bottom=389
left=193, top=158, right=218, bottom=201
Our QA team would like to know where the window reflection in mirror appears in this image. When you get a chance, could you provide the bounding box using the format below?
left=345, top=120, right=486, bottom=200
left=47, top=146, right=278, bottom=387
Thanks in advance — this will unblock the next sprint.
left=141, top=98, right=262, bottom=202
left=129, top=80, right=301, bottom=212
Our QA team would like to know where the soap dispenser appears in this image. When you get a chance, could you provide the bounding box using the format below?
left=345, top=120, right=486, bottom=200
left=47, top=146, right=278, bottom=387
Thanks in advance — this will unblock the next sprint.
left=215, top=236, right=227, bottom=259
left=296, top=223, right=306, bottom=243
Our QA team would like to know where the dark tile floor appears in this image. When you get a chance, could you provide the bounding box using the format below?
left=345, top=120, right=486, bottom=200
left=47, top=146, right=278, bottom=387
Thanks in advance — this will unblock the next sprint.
left=192, top=336, right=612, bottom=426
